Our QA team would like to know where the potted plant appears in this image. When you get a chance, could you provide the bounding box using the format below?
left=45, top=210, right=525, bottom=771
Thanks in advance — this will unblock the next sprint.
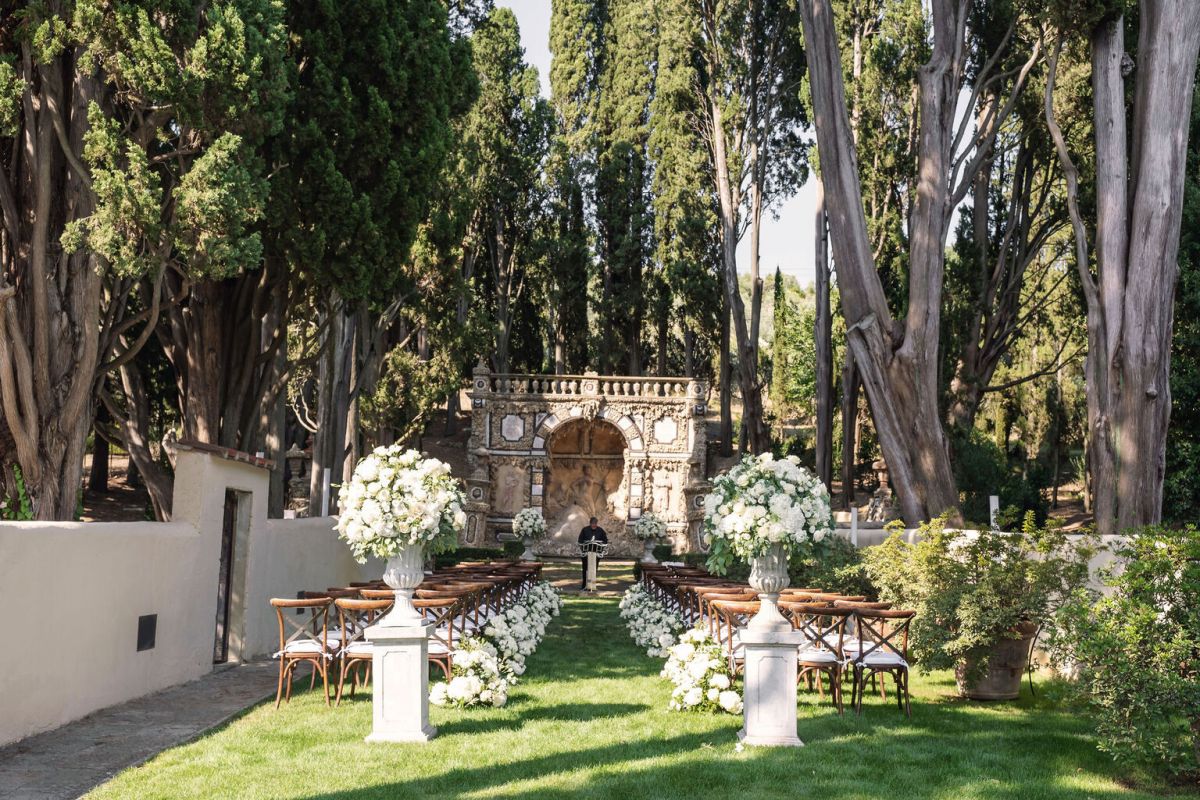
left=863, top=515, right=1092, bottom=700
left=512, top=507, right=547, bottom=561
left=335, top=446, right=466, bottom=624
left=703, top=453, right=834, bottom=629
left=632, top=512, right=668, bottom=563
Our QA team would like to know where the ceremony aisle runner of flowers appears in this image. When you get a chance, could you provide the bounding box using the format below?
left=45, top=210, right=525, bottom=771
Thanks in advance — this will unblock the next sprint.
left=429, top=582, right=564, bottom=708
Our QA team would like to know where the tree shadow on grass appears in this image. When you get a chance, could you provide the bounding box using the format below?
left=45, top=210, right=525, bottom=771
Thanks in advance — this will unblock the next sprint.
left=298, top=712, right=1160, bottom=800
left=435, top=701, right=649, bottom=736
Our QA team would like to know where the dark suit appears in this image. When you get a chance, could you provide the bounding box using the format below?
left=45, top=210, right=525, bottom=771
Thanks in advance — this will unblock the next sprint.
left=578, top=525, right=608, bottom=587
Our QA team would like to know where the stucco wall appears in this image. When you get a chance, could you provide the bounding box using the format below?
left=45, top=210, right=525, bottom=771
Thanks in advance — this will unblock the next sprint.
left=0, top=449, right=377, bottom=747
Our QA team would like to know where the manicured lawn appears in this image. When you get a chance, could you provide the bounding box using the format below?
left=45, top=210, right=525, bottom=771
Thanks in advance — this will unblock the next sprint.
left=88, top=594, right=1171, bottom=799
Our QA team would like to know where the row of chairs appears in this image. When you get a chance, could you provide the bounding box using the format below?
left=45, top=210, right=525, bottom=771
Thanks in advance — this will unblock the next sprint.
left=641, top=564, right=915, bottom=716
left=269, top=560, right=543, bottom=707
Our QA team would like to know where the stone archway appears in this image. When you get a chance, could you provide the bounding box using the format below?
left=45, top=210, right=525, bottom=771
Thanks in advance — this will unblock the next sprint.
left=541, top=418, right=627, bottom=553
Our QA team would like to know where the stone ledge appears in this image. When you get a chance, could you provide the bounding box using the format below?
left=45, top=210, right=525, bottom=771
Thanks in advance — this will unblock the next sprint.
left=174, top=439, right=275, bottom=470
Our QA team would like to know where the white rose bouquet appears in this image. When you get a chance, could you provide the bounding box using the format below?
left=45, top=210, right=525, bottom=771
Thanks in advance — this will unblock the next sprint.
left=335, top=446, right=466, bottom=563
left=702, top=452, right=833, bottom=573
left=632, top=512, right=667, bottom=541
left=512, top=508, right=547, bottom=541
left=661, top=628, right=742, bottom=714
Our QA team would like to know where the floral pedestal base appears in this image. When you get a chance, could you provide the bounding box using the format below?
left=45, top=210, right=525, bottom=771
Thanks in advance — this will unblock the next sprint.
left=640, top=541, right=658, bottom=564
left=738, top=627, right=804, bottom=747
left=364, top=620, right=437, bottom=743
left=520, top=536, right=537, bottom=561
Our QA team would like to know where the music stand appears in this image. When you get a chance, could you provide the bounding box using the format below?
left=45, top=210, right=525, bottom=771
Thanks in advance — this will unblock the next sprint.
left=578, top=540, right=609, bottom=592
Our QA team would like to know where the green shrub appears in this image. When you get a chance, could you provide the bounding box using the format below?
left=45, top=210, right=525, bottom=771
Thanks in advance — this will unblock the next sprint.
left=0, top=466, right=33, bottom=521
left=501, top=540, right=525, bottom=558
left=1052, top=528, right=1200, bottom=783
left=789, top=534, right=876, bottom=598
left=652, top=543, right=673, bottom=562
left=433, top=546, right=509, bottom=568
left=862, top=515, right=1092, bottom=679
left=950, top=428, right=1048, bottom=526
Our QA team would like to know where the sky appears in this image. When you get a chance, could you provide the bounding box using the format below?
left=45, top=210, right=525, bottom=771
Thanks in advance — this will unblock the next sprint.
left=497, top=0, right=820, bottom=288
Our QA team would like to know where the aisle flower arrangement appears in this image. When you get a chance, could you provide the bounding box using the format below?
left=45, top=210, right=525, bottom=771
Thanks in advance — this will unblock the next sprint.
left=632, top=512, right=666, bottom=541
left=484, top=581, right=563, bottom=678
left=619, top=583, right=684, bottom=657
left=335, top=446, right=466, bottom=562
left=429, top=636, right=509, bottom=708
left=702, top=452, right=833, bottom=572
left=431, top=581, right=563, bottom=706
left=661, top=628, right=742, bottom=714
left=512, top=507, right=547, bottom=540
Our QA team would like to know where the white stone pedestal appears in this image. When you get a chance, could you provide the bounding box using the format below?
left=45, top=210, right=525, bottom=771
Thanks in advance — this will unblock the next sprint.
left=364, top=621, right=437, bottom=743
left=738, top=626, right=805, bottom=747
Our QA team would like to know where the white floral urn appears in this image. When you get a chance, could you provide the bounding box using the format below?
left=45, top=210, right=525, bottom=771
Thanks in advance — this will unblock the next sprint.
left=521, top=536, right=537, bottom=562
left=381, top=542, right=426, bottom=625
left=747, top=543, right=790, bottom=630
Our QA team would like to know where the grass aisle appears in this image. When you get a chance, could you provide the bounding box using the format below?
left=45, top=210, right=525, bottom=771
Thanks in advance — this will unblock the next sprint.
left=89, top=594, right=1168, bottom=800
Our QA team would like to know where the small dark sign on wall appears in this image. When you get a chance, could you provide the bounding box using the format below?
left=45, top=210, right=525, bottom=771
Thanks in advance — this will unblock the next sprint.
left=137, top=614, right=157, bottom=652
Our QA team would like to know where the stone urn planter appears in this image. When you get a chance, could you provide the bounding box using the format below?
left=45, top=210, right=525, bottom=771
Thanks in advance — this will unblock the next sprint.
left=640, top=540, right=659, bottom=564
left=747, top=543, right=791, bottom=630
left=381, top=542, right=426, bottom=625
left=955, top=620, right=1040, bottom=700
left=520, top=536, right=537, bottom=561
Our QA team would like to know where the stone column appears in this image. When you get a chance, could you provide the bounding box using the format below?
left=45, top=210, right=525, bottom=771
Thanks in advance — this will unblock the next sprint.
left=364, top=620, right=437, bottom=743
left=738, top=626, right=805, bottom=747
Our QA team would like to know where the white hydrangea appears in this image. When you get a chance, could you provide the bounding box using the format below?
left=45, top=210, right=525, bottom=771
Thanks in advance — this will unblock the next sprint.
left=335, top=446, right=466, bottom=562
left=513, top=508, right=547, bottom=540
left=430, top=636, right=509, bottom=708
left=632, top=512, right=667, bottom=541
left=702, top=453, right=833, bottom=561
left=619, top=584, right=685, bottom=657
left=661, top=627, right=742, bottom=715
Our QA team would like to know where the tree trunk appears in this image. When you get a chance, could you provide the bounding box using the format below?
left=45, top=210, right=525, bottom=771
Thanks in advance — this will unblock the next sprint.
left=814, top=179, right=834, bottom=489
left=799, top=0, right=961, bottom=524
left=840, top=347, right=859, bottom=509
left=1045, top=10, right=1200, bottom=534
left=719, top=296, right=733, bottom=457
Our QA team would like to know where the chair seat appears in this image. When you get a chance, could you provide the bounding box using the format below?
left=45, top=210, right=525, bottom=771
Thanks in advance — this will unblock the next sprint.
left=275, top=639, right=331, bottom=658
left=342, top=641, right=373, bottom=657
left=798, top=648, right=841, bottom=664
left=428, top=640, right=450, bottom=656
left=860, top=651, right=908, bottom=668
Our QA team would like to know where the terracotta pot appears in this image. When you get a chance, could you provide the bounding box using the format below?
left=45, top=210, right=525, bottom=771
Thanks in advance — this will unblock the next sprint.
left=955, top=620, right=1039, bottom=700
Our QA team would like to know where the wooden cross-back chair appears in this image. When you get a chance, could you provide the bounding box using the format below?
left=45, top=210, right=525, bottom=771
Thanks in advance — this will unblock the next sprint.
left=832, top=600, right=893, bottom=661
left=689, top=584, right=749, bottom=626
left=269, top=597, right=334, bottom=707
left=709, top=600, right=760, bottom=675
left=414, top=597, right=461, bottom=679
left=698, top=591, right=757, bottom=637
left=782, top=602, right=853, bottom=714
left=332, top=598, right=392, bottom=705
left=849, top=608, right=916, bottom=717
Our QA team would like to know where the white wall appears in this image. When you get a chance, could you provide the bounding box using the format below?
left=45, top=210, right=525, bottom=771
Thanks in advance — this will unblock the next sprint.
left=238, top=516, right=380, bottom=660
left=0, top=449, right=376, bottom=747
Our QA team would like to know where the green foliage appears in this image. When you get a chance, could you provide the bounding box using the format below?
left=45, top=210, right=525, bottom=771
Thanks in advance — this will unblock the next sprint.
left=788, top=534, right=876, bottom=598
left=949, top=427, right=1049, bottom=525
left=0, top=466, right=34, bottom=521
left=1052, top=528, right=1200, bottom=782
left=433, top=546, right=510, bottom=568
left=862, top=516, right=1092, bottom=678
left=1165, top=62, right=1200, bottom=525
left=0, top=57, right=23, bottom=136
left=360, top=347, right=462, bottom=446
left=501, top=540, right=526, bottom=558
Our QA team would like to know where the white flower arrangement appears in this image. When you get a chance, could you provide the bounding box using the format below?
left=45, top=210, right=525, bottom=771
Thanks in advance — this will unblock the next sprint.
left=702, top=452, right=833, bottom=570
left=335, top=446, right=466, bottom=563
left=429, top=581, right=564, bottom=708
left=661, top=627, right=743, bottom=714
left=619, top=583, right=685, bottom=658
left=512, top=508, right=547, bottom=541
left=429, top=636, right=510, bottom=708
left=632, top=512, right=667, bottom=542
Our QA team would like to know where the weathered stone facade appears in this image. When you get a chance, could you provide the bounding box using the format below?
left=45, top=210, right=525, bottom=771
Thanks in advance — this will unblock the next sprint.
left=462, top=364, right=710, bottom=557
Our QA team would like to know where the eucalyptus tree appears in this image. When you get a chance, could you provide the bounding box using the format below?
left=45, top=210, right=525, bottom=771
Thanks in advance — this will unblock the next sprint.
left=688, top=0, right=809, bottom=454
left=800, top=0, right=1044, bottom=523
left=1044, top=1, right=1200, bottom=534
